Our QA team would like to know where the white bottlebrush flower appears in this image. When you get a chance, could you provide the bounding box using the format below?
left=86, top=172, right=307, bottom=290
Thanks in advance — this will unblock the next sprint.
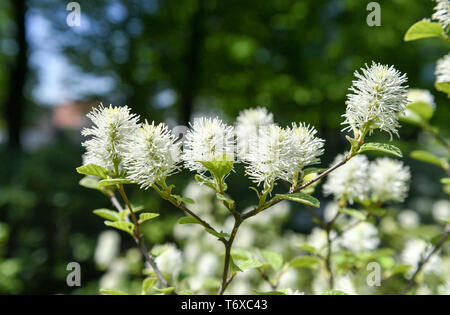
left=154, top=243, right=183, bottom=280
left=407, top=89, right=436, bottom=111
left=94, top=230, right=121, bottom=269
left=435, top=53, right=450, bottom=83
left=82, top=104, right=140, bottom=172
left=288, top=122, right=325, bottom=173
left=182, top=117, right=235, bottom=173
left=398, top=210, right=420, bottom=228
left=323, top=154, right=370, bottom=204
left=432, top=199, right=450, bottom=222
left=243, top=124, right=295, bottom=185
left=368, top=158, right=410, bottom=203
left=235, top=107, right=274, bottom=160
left=401, top=239, right=441, bottom=275
left=123, top=121, right=180, bottom=189
left=432, top=0, right=450, bottom=29
left=343, top=62, right=408, bottom=137
left=340, top=221, right=380, bottom=252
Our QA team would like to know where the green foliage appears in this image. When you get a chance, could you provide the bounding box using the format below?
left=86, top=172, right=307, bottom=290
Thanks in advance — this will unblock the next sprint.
left=93, top=208, right=120, bottom=221
left=104, top=221, right=135, bottom=236
left=358, top=143, right=402, bottom=158
left=289, top=256, right=319, bottom=269
left=139, top=213, right=160, bottom=224
left=76, top=164, right=109, bottom=179
left=275, top=192, right=320, bottom=208
left=98, top=178, right=132, bottom=187
left=404, top=20, right=443, bottom=41
left=410, top=150, right=446, bottom=168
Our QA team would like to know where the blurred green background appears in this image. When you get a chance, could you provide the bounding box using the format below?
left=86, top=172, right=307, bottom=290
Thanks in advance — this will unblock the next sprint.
left=0, top=0, right=448, bottom=294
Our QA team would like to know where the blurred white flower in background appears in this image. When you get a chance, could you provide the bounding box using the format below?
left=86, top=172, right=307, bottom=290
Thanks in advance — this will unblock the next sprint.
left=182, top=117, right=235, bottom=174
left=343, top=62, right=408, bottom=137
left=432, top=199, right=450, bottom=222
left=401, top=239, right=441, bottom=275
left=94, top=230, right=121, bottom=269
left=235, top=107, right=273, bottom=160
left=340, top=221, right=380, bottom=252
left=323, top=154, right=369, bottom=204
left=435, top=53, right=450, bottom=84
left=82, top=105, right=140, bottom=172
left=432, top=0, right=450, bottom=29
left=368, top=158, right=410, bottom=203
left=398, top=210, right=420, bottom=228
left=406, top=89, right=436, bottom=110
left=99, top=259, right=129, bottom=289
left=154, top=243, right=184, bottom=281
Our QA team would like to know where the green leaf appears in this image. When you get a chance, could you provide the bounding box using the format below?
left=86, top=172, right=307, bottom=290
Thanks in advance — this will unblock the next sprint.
left=441, top=178, right=450, bottom=185
left=199, top=154, right=234, bottom=180
left=177, top=216, right=201, bottom=225
left=216, top=193, right=235, bottom=208
left=296, top=244, right=317, bottom=255
left=79, top=176, right=102, bottom=190
left=139, top=213, right=160, bottom=224
left=390, top=264, right=411, bottom=276
left=76, top=164, right=109, bottom=179
left=154, top=287, right=174, bottom=295
left=230, top=248, right=252, bottom=260
left=98, top=178, right=132, bottom=187
left=172, top=194, right=195, bottom=205
left=399, top=109, right=427, bottom=127
left=302, top=167, right=326, bottom=176
left=205, top=228, right=230, bottom=239
left=260, top=250, right=283, bottom=270
left=105, top=221, right=135, bottom=236
left=229, top=257, right=243, bottom=273
left=406, top=101, right=434, bottom=121
left=321, top=290, right=348, bottom=295
left=237, top=258, right=263, bottom=270
left=100, top=288, right=128, bottom=295
left=435, top=82, right=450, bottom=95
left=404, top=20, right=443, bottom=41
left=93, top=208, right=120, bottom=221
left=141, top=277, right=157, bottom=294
left=195, top=174, right=218, bottom=191
left=358, top=142, right=402, bottom=158
left=275, top=192, right=320, bottom=208
left=339, top=208, right=366, bottom=221
left=410, top=150, right=444, bottom=168
left=289, top=256, right=319, bottom=269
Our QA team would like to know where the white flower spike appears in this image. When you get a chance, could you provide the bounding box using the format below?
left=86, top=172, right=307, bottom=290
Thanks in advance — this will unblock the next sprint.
left=124, top=121, right=181, bottom=189
left=82, top=104, right=140, bottom=172
left=435, top=53, right=450, bottom=84
left=368, top=158, right=410, bottom=203
left=343, top=62, right=408, bottom=137
left=182, top=117, right=235, bottom=173
left=432, top=0, right=450, bottom=30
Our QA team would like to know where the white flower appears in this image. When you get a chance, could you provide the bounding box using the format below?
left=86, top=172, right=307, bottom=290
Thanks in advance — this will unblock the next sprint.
left=398, top=210, right=420, bottom=228
left=82, top=104, right=140, bottom=172
left=435, top=53, right=450, bottom=83
left=323, top=154, right=369, bottom=204
left=340, top=221, right=380, bottom=252
left=401, top=239, right=441, bottom=275
left=407, top=89, right=436, bottom=111
left=432, top=0, right=450, bottom=29
left=368, top=158, right=410, bottom=203
left=432, top=199, right=450, bottom=222
left=123, top=121, right=180, bottom=189
left=154, top=243, right=183, bottom=280
left=235, top=107, right=273, bottom=160
left=343, top=62, right=408, bottom=137
left=182, top=117, right=235, bottom=173
left=94, top=230, right=121, bottom=269
left=243, top=123, right=323, bottom=185
left=288, top=122, right=325, bottom=173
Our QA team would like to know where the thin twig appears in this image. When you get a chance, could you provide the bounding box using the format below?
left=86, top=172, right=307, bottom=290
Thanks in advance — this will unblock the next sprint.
left=402, top=224, right=450, bottom=295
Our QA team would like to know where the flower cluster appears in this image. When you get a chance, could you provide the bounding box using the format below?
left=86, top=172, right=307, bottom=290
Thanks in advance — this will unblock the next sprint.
left=324, top=155, right=410, bottom=204
left=343, top=62, right=408, bottom=137
left=432, top=0, right=450, bottom=29
left=435, top=53, right=450, bottom=84
left=82, top=104, right=140, bottom=172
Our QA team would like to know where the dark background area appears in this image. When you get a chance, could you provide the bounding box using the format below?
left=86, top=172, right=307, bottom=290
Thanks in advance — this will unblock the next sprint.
left=0, top=0, right=448, bottom=294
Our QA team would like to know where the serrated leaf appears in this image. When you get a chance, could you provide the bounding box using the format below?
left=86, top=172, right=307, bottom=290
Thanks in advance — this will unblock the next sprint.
left=105, top=221, right=135, bottom=236
left=358, top=142, right=402, bottom=158
left=275, top=192, right=320, bottom=208
left=296, top=244, right=317, bottom=254
left=76, top=164, right=109, bottom=179
left=141, top=277, right=157, bottom=294
left=98, top=178, right=132, bottom=187
left=237, top=258, right=263, bottom=270
left=410, top=150, right=444, bottom=167
left=290, top=256, right=319, bottom=269
left=100, top=288, right=128, bottom=295
left=177, top=216, right=201, bottom=225
left=339, top=208, right=366, bottom=221
left=260, top=250, right=283, bottom=270
left=139, top=213, right=160, bottom=224
left=404, top=20, right=443, bottom=41
left=93, top=208, right=120, bottom=221
left=321, top=290, right=348, bottom=295
left=435, top=82, right=450, bottom=94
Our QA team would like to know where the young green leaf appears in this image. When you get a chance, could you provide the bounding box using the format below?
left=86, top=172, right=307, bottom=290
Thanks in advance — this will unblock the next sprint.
left=139, top=213, right=160, bottom=224
left=98, top=178, right=132, bottom=187
left=404, top=20, right=443, bottom=41
left=141, top=277, right=157, bottom=294
left=237, top=258, right=264, bottom=270
left=216, top=193, right=235, bottom=208
left=406, top=101, right=434, bottom=121
left=93, top=208, right=120, bottom=221
left=410, top=150, right=445, bottom=168
left=275, top=192, right=320, bottom=208
left=199, top=154, right=234, bottom=180
left=100, top=288, right=129, bottom=295
left=76, top=164, right=109, bottom=179
left=205, top=228, right=230, bottom=239
left=358, top=142, right=402, bottom=158
left=435, top=82, right=450, bottom=95
left=104, top=221, right=135, bottom=236
left=154, top=287, right=174, bottom=295
left=289, top=256, right=319, bottom=269
left=296, top=244, right=317, bottom=255
left=177, top=216, right=202, bottom=225
left=229, top=257, right=243, bottom=273
left=260, top=250, right=283, bottom=270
